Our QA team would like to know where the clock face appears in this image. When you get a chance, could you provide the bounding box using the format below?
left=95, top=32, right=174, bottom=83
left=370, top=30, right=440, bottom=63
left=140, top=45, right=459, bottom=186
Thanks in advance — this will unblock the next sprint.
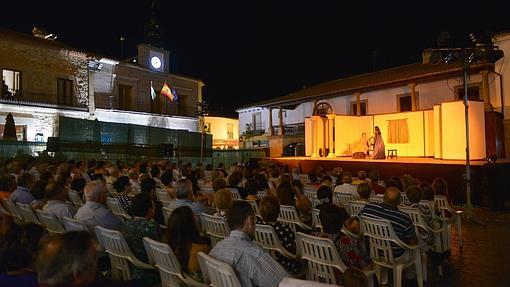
left=151, top=56, right=162, bottom=69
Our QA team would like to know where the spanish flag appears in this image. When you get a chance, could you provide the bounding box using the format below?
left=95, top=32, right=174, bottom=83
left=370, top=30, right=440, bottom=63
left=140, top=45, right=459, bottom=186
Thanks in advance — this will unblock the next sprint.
left=161, top=82, right=177, bottom=102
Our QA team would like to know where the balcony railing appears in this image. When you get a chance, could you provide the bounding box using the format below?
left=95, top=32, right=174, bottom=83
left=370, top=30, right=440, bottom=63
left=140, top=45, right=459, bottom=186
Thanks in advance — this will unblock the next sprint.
left=273, top=123, right=305, bottom=136
left=0, top=90, right=87, bottom=110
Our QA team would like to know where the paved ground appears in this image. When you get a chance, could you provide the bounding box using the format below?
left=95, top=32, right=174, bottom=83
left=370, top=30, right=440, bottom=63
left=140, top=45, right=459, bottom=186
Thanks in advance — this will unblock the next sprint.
left=415, top=208, right=510, bottom=287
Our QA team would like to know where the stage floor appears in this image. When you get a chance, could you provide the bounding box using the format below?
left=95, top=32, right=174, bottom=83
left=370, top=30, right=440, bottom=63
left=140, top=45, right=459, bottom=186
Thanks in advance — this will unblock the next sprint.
left=271, top=156, right=510, bottom=166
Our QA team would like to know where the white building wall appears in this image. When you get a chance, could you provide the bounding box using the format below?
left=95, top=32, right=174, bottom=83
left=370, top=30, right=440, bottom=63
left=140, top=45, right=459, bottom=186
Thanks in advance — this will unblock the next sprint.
left=95, top=109, right=198, bottom=132
left=495, top=33, right=510, bottom=119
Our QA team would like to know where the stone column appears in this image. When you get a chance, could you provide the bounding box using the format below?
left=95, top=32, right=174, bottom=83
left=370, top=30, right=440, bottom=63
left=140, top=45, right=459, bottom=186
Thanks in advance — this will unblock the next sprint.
left=482, top=70, right=491, bottom=110
left=311, top=115, right=319, bottom=157
left=356, top=93, right=361, bottom=116
left=268, top=107, right=274, bottom=136
left=409, top=83, right=417, bottom=111
left=278, top=107, right=284, bottom=135
left=327, top=114, right=335, bottom=157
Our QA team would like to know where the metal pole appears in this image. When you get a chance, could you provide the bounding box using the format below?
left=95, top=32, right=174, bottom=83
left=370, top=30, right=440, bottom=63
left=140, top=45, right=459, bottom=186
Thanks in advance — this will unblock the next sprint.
left=462, top=49, right=474, bottom=217
left=200, top=122, right=204, bottom=163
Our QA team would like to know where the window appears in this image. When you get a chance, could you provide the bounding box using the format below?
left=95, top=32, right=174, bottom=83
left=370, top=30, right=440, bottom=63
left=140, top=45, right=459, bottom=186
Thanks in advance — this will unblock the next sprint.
left=57, top=78, right=73, bottom=106
left=227, top=123, right=234, bottom=139
left=252, top=112, right=262, bottom=131
left=350, top=100, right=367, bottom=115
left=2, top=69, right=21, bottom=97
left=0, top=125, right=26, bottom=141
left=455, top=83, right=481, bottom=101
left=396, top=93, right=418, bottom=112
left=118, top=84, right=134, bottom=110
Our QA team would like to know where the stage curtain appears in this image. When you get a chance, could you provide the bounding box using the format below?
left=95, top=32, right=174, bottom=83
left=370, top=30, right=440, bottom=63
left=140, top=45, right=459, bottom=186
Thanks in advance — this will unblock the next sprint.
left=388, top=119, right=409, bottom=144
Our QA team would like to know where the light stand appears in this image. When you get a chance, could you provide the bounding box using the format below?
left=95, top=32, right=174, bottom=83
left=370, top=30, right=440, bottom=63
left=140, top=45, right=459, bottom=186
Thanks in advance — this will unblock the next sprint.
left=196, top=101, right=209, bottom=164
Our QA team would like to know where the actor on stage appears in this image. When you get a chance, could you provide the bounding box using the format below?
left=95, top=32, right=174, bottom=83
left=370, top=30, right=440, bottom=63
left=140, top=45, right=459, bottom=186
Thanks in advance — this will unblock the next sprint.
left=372, top=126, right=386, bottom=159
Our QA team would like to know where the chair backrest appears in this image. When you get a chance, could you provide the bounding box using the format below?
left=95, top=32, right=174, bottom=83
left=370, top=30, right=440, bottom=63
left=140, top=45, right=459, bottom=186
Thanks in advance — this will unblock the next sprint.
left=333, top=192, right=355, bottom=207
left=2, top=198, right=24, bottom=224
left=295, top=232, right=347, bottom=285
left=156, top=189, right=172, bottom=206
left=227, top=188, right=241, bottom=200
left=16, top=202, right=42, bottom=225
left=254, top=224, right=296, bottom=260
left=304, top=190, right=317, bottom=202
left=36, top=209, right=65, bottom=235
left=359, top=215, right=402, bottom=264
left=278, top=205, right=311, bottom=232
left=311, top=208, right=322, bottom=230
left=434, top=195, right=453, bottom=217
left=201, top=213, right=230, bottom=247
left=162, top=206, right=175, bottom=224
left=68, top=189, right=84, bottom=208
left=368, top=195, right=383, bottom=204
left=198, top=252, right=242, bottom=287
left=106, top=197, right=130, bottom=220
left=200, top=186, right=214, bottom=195
left=94, top=226, right=153, bottom=281
left=256, top=191, right=267, bottom=201
left=63, top=216, right=90, bottom=232
left=347, top=200, right=368, bottom=216
left=143, top=237, right=188, bottom=287
left=400, top=192, right=409, bottom=204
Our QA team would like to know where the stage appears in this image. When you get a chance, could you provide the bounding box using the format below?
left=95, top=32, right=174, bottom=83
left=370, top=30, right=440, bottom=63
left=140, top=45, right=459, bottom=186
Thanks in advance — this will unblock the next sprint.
left=270, top=156, right=510, bottom=210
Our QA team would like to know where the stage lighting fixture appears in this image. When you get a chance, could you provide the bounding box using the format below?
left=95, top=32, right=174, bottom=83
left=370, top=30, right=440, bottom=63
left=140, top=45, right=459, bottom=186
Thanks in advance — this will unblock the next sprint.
left=444, top=51, right=460, bottom=64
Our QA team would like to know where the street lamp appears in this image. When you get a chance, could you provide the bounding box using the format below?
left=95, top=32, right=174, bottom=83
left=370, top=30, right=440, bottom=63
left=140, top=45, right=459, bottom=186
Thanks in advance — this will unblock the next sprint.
left=196, top=101, right=209, bottom=163
left=424, top=32, right=504, bottom=223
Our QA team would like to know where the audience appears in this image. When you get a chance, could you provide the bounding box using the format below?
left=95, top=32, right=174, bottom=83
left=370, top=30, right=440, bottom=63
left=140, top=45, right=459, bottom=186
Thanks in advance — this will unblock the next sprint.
left=316, top=185, right=333, bottom=210
left=112, top=176, right=132, bottom=212
left=9, top=173, right=36, bottom=204
left=0, top=174, right=16, bottom=200
left=213, top=188, right=233, bottom=217
left=210, top=201, right=289, bottom=287
left=334, top=172, right=359, bottom=199
left=42, top=181, right=76, bottom=222
left=171, top=179, right=213, bottom=225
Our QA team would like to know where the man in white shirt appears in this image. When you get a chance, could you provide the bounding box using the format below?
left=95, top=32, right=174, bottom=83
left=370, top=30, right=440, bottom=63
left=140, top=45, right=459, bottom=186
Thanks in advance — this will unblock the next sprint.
left=43, top=181, right=75, bottom=222
left=333, top=172, right=360, bottom=199
left=75, top=180, right=122, bottom=230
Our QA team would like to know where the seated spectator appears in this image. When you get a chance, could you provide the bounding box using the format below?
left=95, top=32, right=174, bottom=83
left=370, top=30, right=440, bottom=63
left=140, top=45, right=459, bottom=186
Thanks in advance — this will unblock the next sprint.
left=171, top=179, right=213, bottom=225
left=0, top=223, right=44, bottom=287
left=368, top=170, right=385, bottom=195
left=227, top=172, right=246, bottom=198
left=212, top=178, right=227, bottom=192
left=150, top=166, right=162, bottom=187
left=105, top=167, right=119, bottom=186
left=351, top=171, right=368, bottom=185
left=401, top=174, right=419, bottom=191
left=277, top=181, right=311, bottom=223
left=258, top=197, right=301, bottom=274
left=387, top=177, right=404, bottom=192
left=160, top=171, right=176, bottom=198
left=209, top=201, right=289, bottom=287
left=9, top=173, right=35, bottom=204
left=334, top=172, right=359, bottom=199
left=320, top=175, right=333, bottom=189
left=112, top=176, right=132, bottom=212
left=356, top=183, right=372, bottom=202
left=243, top=179, right=259, bottom=201
left=0, top=174, right=16, bottom=200
left=37, top=231, right=98, bottom=287
left=313, top=205, right=371, bottom=270
left=70, top=177, right=86, bottom=198
left=432, top=177, right=452, bottom=205
left=344, top=267, right=369, bottom=287
left=128, top=168, right=141, bottom=193
left=355, top=187, right=417, bottom=257
left=75, top=180, right=123, bottom=230
left=316, top=185, right=333, bottom=211
left=165, top=206, right=210, bottom=283
left=254, top=173, right=270, bottom=192
left=42, top=181, right=75, bottom=222
left=404, top=185, right=434, bottom=245
left=307, top=171, right=318, bottom=185
left=121, top=193, right=161, bottom=287
left=213, top=188, right=233, bottom=217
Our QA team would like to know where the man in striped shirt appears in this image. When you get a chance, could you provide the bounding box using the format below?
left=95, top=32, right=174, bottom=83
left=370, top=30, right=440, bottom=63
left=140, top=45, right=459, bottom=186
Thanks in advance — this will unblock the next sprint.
left=355, top=187, right=417, bottom=257
left=209, top=201, right=289, bottom=287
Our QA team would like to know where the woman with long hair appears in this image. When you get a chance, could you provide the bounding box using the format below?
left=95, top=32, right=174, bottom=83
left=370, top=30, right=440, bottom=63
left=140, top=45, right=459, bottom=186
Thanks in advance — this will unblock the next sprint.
left=112, top=175, right=132, bottom=212
left=164, top=206, right=210, bottom=283
left=372, top=126, right=386, bottom=159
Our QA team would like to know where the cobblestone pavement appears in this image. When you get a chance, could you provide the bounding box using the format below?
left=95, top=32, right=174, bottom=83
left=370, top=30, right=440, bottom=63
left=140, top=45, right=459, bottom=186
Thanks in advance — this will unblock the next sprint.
left=420, top=208, right=510, bottom=287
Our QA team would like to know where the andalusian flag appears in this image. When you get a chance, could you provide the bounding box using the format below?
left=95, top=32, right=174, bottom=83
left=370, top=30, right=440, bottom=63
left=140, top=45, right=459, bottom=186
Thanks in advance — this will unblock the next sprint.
left=161, top=82, right=178, bottom=102
left=150, top=81, right=157, bottom=100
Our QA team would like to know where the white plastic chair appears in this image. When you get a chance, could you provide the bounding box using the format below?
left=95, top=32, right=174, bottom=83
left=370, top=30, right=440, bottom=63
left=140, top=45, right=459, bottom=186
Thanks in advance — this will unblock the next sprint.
left=359, top=216, right=424, bottom=287
left=237, top=200, right=259, bottom=215
left=278, top=205, right=312, bottom=232
left=36, top=209, right=65, bottom=235
left=434, top=195, right=463, bottom=247
left=201, top=213, right=230, bottom=247
left=347, top=200, right=368, bottom=217
left=0, top=200, right=10, bottom=216
left=400, top=193, right=409, bottom=204
left=254, top=224, right=297, bottom=261
left=200, top=186, right=214, bottom=195
left=143, top=237, right=208, bottom=287
left=94, top=226, right=154, bottom=281
left=16, top=202, right=42, bottom=225
left=227, top=188, right=241, bottom=200
left=333, top=192, right=355, bottom=207
left=106, top=197, right=131, bottom=221
left=198, top=251, right=242, bottom=287
left=63, top=216, right=90, bottom=232
left=256, top=191, right=267, bottom=201
left=304, top=190, right=317, bottom=203
left=368, top=195, right=383, bottom=204
left=295, top=232, right=376, bottom=286
left=68, top=189, right=84, bottom=208
left=162, top=206, right=175, bottom=224
left=156, top=189, right=172, bottom=206
left=2, top=198, right=24, bottom=224
left=311, top=208, right=322, bottom=231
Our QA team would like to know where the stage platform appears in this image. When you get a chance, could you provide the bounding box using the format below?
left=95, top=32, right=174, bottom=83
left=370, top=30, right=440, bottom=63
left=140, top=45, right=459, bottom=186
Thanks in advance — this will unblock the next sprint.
left=270, top=156, right=510, bottom=210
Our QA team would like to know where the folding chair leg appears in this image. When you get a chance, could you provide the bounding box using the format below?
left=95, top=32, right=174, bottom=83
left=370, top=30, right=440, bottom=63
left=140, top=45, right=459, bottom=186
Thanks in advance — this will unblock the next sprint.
left=422, top=252, right=428, bottom=282
left=394, top=265, right=404, bottom=287
left=455, top=216, right=463, bottom=247
left=379, top=267, right=388, bottom=285
left=414, top=252, right=424, bottom=287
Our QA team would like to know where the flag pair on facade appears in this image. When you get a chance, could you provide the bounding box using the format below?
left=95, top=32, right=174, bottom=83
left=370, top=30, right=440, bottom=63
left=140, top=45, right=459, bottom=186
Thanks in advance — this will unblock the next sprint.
left=150, top=81, right=178, bottom=102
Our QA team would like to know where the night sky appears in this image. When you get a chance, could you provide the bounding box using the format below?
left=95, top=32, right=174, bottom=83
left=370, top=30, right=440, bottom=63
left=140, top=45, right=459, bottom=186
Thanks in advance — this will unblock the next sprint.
left=1, top=1, right=509, bottom=117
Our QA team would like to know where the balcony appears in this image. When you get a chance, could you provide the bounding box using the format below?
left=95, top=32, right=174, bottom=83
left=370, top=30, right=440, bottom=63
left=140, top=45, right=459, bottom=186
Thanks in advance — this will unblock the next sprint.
left=0, top=89, right=87, bottom=111
left=242, top=123, right=266, bottom=138
left=272, top=123, right=305, bottom=136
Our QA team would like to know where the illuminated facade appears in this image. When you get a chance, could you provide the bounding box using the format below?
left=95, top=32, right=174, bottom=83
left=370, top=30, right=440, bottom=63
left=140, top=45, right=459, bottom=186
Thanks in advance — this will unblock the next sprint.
left=0, top=28, right=203, bottom=142
left=203, top=116, right=239, bottom=149
left=238, top=33, right=510, bottom=158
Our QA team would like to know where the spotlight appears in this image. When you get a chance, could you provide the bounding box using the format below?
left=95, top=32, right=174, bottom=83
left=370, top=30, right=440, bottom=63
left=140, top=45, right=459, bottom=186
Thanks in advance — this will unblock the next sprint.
left=444, top=52, right=459, bottom=64
left=487, top=154, right=497, bottom=163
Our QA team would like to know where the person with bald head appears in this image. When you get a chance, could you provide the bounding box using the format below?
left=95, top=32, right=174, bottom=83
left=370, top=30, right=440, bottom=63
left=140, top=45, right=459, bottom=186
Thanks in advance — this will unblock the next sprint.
left=74, top=180, right=122, bottom=230
left=356, top=187, right=417, bottom=258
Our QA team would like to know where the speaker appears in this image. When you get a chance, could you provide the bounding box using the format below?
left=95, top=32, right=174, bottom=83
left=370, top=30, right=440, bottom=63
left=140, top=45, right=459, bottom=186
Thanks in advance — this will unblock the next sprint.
left=162, top=144, right=174, bottom=156
left=47, top=137, right=60, bottom=152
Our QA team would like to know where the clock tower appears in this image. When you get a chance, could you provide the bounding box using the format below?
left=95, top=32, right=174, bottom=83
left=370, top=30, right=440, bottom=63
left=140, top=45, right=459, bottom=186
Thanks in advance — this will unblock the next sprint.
left=137, top=43, right=169, bottom=73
